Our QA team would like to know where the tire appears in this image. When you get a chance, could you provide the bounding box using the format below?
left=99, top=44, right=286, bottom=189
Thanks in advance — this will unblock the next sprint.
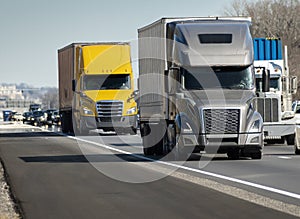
left=128, top=127, right=137, bottom=135
left=251, top=151, right=262, bottom=160
left=143, top=145, right=155, bottom=156
left=129, top=117, right=138, bottom=135
left=167, top=123, right=190, bottom=161
left=172, top=134, right=188, bottom=161
left=131, top=127, right=137, bottom=135
left=295, top=146, right=300, bottom=155
left=141, top=121, right=166, bottom=156
left=155, top=137, right=164, bottom=156
left=286, top=134, right=295, bottom=145
left=141, top=123, right=155, bottom=156
left=61, top=112, right=72, bottom=133
left=154, top=121, right=167, bottom=156
left=227, top=149, right=240, bottom=160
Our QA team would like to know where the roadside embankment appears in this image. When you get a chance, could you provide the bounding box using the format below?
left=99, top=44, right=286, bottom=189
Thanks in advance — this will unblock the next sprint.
left=0, top=161, right=20, bottom=219
left=0, top=122, right=31, bottom=219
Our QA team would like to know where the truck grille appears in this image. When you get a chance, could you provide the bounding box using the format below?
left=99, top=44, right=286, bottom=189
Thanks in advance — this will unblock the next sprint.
left=254, top=98, right=279, bottom=122
left=204, top=109, right=240, bottom=134
left=96, top=101, right=123, bottom=121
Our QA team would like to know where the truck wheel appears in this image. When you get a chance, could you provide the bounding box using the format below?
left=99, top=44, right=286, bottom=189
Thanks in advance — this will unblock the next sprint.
left=251, top=151, right=262, bottom=160
left=141, top=121, right=166, bottom=156
left=154, top=120, right=167, bottom=156
left=227, top=149, right=240, bottom=160
left=143, top=146, right=155, bottom=156
left=61, top=112, right=73, bottom=133
left=141, top=123, right=155, bottom=156
left=172, top=134, right=187, bottom=161
left=286, top=134, right=295, bottom=145
left=129, top=127, right=137, bottom=135
left=129, top=117, right=138, bottom=135
left=155, top=136, right=164, bottom=156
left=295, top=146, right=300, bottom=155
left=61, top=125, right=68, bottom=133
left=167, top=123, right=190, bottom=161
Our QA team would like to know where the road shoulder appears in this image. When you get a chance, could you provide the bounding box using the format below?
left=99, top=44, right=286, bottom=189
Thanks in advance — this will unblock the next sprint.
left=0, top=160, right=20, bottom=219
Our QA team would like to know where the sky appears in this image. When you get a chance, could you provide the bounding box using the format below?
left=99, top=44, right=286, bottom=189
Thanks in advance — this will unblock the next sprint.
left=0, top=0, right=235, bottom=88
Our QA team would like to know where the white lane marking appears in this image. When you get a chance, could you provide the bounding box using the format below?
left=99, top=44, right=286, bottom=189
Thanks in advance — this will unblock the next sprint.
left=65, top=134, right=300, bottom=200
left=278, top=156, right=292, bottom=160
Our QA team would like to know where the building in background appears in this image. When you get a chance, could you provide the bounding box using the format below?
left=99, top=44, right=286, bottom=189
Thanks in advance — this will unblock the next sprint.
left=0, top=85, right=24, bottom=100
left=0, top=84, right=38, bottom=120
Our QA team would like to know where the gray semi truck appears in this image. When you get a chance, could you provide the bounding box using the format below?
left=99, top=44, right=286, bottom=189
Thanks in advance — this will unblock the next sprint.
left=138, top=17, right=264, bottom=160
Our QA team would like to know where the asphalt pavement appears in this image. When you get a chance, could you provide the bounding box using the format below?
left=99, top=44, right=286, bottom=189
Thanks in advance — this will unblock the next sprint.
left=0, top=125, right=299, bottom=219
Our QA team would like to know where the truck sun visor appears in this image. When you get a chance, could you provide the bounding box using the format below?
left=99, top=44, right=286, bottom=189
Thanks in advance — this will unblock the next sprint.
left=198, top=34, right=232, bottom=44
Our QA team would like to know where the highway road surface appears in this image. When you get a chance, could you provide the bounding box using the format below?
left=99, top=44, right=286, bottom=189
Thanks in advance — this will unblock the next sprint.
left=0, top=123, right=299, bottom=219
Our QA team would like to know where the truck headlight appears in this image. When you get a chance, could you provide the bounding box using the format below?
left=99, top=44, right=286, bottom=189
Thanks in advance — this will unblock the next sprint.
left=83, top=107, right=94, bottom=115
left=250, top=120, right=260, bottom=132
left=127, top=107, right=136, bottom=115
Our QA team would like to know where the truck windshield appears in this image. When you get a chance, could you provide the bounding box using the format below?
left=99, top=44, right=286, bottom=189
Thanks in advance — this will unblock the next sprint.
left=83, top=74, right=131, bottom=90
left=182, top=66, right=254, bottom=90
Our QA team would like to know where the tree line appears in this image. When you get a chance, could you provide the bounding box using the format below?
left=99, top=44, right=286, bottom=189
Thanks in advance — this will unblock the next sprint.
left=224, top=0, right=300, bottom=98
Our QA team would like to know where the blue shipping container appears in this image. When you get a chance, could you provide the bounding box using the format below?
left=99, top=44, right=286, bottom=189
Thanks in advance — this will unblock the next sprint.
left=253, top=38, right=282, bottom=60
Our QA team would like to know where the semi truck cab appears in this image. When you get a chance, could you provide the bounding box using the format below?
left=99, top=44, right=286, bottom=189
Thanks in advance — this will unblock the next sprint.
left=58, top=43, right=138, bottom=135
left=253, top=38, right=298, bottom=148
left=138, top=17, right=264, bottom=159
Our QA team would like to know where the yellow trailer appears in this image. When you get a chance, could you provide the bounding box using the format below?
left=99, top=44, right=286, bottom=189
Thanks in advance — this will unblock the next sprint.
left=58, top=43, right=137, bottom=135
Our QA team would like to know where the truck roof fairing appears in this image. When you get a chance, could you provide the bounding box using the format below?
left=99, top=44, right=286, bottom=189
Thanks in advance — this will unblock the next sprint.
left=81, top=44, right=133, bottom=74
left=138, top=17, right=251, bottom=33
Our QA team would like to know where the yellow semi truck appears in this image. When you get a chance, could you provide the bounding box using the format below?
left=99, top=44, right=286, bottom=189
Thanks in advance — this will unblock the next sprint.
left=58, top=42, right=138, bottom=135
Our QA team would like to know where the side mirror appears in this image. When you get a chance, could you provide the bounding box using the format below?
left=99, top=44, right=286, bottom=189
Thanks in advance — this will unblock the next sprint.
left=262, top=68, right=270, bottom=92
left=128, top=90, right=139, bottom=103
left=169, top=67, right=180, bottom=95
left=291, top=76, right=298, bottom=94
left=131, top=90, right=139, bottom=98
left=80, top=91, right=87, bottom=98
left=72, top=79, right=76, bottom=92
left=168, top=67, right=180, bottom=119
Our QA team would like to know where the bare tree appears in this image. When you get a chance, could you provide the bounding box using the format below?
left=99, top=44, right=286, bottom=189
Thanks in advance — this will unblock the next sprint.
left=41, top=88, right=58, bottom=109
left=224, top=0, right=300, bottom=98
